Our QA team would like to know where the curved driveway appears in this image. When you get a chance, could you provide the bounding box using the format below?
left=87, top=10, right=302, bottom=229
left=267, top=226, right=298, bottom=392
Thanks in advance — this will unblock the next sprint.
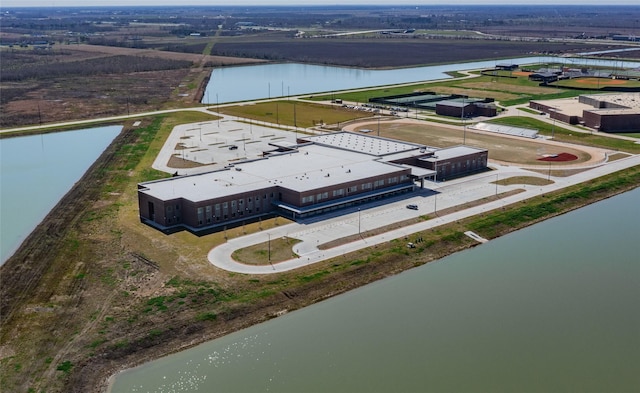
left=208, top=154, right=640, bottom=274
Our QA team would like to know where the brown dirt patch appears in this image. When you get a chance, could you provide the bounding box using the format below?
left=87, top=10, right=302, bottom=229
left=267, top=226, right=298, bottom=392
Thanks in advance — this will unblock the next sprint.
left=575, top=78, right=628, bottom=86
left=348, top=119, right=593, bottom=167
left=167, top=155, right=206, bottom=169
left=512, top=71, right=532, bottom=76
left=537, top=153, right=578, bottom=162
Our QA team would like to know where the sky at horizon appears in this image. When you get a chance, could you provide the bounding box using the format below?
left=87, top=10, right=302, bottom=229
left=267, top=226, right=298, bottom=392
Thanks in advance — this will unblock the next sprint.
left=2, top=0, right=639, bottom=8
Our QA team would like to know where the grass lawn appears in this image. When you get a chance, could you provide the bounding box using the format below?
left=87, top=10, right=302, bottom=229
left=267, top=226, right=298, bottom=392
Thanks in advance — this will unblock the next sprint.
left=305, top=73, right=601, bottom=107
left=218, top=101, right=372, bottom=129
left=232, top=237, right=301, bottom=265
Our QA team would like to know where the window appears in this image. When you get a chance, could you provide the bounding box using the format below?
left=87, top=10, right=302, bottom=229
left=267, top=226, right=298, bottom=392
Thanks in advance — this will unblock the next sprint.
left=348, top=185, right=358, bottom=193
left=332, top=189, right=344, bottom=197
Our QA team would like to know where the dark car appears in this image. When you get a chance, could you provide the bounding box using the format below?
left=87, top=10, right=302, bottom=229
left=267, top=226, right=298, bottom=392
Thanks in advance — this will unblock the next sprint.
left=228, top=145, right=238, bottom=150
left=406, top=204, right=418, bottom=210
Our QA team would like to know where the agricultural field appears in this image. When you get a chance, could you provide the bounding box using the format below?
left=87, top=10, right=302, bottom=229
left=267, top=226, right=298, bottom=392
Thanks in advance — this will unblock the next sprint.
left=0, top=45, right=263, bottom=127
left=208, top=38, right=598, bottom=69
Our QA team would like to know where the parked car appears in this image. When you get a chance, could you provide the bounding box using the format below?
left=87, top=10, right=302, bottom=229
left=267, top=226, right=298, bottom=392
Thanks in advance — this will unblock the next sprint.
left=406, top=204, right=418, bottom=210
left=228, top=145, right=238, bottom=150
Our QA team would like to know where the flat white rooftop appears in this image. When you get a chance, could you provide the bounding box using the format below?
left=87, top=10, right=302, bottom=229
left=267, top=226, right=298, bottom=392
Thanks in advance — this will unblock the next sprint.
left=582, top=93, right=640, bottom=110
left=420, top=146, right=486, bottom=162
left=141, top=143, right=408, bottom=202
left=302, top=132, right=424, bottom=156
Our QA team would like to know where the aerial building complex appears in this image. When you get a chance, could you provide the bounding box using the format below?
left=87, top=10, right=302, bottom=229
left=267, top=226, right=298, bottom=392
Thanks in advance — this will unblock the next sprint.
left=138, top=132, right=488, bottom=233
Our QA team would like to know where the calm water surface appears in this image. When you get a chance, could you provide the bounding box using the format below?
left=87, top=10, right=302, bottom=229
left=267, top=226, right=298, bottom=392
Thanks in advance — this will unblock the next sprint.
left=111, top=187, right=640, bottom=393
left=203, top=56, right=640, bottom=104
left=0, top=126, right=121, bottom=264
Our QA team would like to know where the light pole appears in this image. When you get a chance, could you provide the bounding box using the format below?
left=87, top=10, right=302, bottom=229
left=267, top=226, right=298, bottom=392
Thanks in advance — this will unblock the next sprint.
left=434, top=193, right=437, bottom=215
left=268, top=233, right=271, bottom=261
left=358, top=208, right=361, bottom=235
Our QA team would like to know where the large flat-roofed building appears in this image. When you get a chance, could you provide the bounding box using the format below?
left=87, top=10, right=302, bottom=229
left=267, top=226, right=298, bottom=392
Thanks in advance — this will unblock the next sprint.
left=138, top=132, right=488, bottom=234
left=530, top=93, right=640, bottom=133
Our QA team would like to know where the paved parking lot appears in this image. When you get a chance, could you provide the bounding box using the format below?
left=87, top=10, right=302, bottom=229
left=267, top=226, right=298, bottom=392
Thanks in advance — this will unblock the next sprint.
left=152, top=117, right=299, bottom=175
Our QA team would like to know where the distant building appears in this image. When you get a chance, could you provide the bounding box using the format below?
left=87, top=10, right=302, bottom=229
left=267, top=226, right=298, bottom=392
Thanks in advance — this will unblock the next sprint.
left=138, top=132, right=488, bottom=233
left=496, top=63, right=518, bottom=71
left=435, top=99, right=497, bottom=118
left=528, top=72, right=558, bottom=83
left=369, top=92, right=496, bottom=118
left=530, top=93, right=640, bottom=133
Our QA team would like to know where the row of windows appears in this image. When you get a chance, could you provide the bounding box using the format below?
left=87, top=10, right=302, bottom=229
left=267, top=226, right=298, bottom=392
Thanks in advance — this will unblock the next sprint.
left=194, top=193, right=277, bottom=225
left=302, top=174, right=410, bottom=204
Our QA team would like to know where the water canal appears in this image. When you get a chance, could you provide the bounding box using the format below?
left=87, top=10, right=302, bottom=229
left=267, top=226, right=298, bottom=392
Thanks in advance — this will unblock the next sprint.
left=110, top=187, right=640, bottom=393
left=202, top=56, right=640, bottom=104
left=0, top=126, right=122, bottom=264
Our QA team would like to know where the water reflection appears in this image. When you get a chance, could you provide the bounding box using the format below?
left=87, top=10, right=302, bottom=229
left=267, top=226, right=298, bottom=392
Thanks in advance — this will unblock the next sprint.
left=111, top=188, right=640, bottom=393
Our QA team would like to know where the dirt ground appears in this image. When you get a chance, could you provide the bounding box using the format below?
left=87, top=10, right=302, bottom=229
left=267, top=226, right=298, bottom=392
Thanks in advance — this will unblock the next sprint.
left=0, top=45, right=266, bottom=128
left=344, top=118, right=604, bottom=169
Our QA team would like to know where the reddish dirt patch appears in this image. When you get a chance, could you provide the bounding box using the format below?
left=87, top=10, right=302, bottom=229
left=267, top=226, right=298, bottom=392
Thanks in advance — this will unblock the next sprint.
left=512, top=71, right=531, bottom=76
left=538, top=153, right=578, bottom=162
left=575, top=78, right=628, bottom=86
